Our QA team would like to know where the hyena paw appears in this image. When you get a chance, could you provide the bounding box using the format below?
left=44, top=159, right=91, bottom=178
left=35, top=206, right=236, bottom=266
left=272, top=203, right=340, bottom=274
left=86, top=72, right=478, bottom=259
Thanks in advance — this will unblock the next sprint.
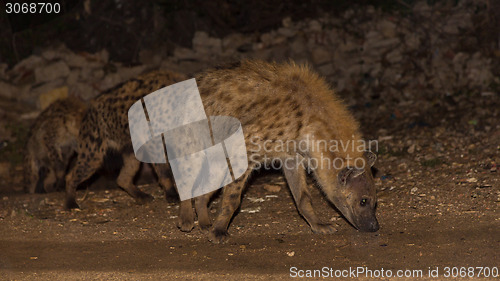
left=208, top=228, right=229, bottom=244
left=135, top=192, right=154, bottom=205
left=164, top=188, right=179, bottom=203
left=64, top=199, right=80, bottom=210
left=311, top=223, right=338, bottom=234
left=177, top=218, right=195, bottom=232
left=198, top=221, right=211, bottom=232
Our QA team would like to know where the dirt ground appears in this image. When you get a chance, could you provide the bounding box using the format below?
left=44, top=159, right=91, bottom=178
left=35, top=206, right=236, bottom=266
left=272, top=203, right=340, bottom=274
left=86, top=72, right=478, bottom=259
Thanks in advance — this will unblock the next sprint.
left=0, top=91, right=499, bottom=280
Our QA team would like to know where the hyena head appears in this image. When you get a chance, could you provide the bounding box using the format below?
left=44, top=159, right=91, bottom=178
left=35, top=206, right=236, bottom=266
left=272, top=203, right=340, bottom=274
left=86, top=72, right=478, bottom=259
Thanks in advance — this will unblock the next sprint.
left=328, top=151, right=379, bottom=232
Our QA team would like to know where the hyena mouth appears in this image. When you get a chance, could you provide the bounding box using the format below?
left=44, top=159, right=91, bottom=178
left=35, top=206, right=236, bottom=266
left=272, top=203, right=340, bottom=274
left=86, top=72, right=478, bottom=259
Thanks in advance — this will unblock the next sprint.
left=356, top=218, right=379, bottom=232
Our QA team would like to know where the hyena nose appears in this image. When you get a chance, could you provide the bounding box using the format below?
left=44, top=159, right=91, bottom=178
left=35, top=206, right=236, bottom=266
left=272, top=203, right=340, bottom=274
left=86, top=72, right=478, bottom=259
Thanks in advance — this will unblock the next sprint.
left=368, top=220, right=379, bottom=232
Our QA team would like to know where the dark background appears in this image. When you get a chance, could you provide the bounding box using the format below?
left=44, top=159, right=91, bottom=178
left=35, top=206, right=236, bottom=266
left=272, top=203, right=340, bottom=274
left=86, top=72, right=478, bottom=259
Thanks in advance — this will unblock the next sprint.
left=1, top=0, right=498, bottom=67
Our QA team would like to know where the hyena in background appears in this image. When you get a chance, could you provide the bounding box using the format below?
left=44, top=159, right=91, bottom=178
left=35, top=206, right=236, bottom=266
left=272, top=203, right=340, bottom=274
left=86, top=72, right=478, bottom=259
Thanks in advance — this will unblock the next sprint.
left=192, top=60, right=379, bottom=243
left=63, top=71, right=202, bottom=228
left=24, top=98, right=87, bottom=193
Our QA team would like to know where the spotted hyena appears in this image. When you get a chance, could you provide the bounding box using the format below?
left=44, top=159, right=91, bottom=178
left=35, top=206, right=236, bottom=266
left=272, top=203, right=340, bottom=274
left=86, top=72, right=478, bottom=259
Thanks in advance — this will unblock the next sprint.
left=65, top=61, right=379, bottom=243
left=63, top=71, right=190, bottom=213
left=192, top=60, right=379, bottom=243
left=24, top=98, right=87, bottom=193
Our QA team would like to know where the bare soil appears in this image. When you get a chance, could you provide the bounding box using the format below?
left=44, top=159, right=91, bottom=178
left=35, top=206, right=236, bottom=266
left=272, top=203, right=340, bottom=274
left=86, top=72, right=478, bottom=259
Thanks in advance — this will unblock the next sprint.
left=1, top=92, right=499, bottom=280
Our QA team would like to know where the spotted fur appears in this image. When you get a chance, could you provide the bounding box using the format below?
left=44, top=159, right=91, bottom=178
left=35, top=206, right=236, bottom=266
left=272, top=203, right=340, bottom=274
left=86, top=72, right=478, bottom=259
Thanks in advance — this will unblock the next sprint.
left=194, top=60, right=379, bottom=243
left=24, top=98, right=87, bottom=193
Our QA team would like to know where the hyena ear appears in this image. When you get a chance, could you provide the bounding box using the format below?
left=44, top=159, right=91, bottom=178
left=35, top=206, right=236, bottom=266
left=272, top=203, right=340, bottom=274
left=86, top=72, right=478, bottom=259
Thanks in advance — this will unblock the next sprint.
left=338, top=167, right=353, bottom=186
left=364, top=151, right=377, bottom=167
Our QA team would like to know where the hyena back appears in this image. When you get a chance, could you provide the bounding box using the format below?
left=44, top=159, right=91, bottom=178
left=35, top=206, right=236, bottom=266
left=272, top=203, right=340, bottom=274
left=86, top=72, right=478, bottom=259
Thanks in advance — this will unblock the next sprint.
left=194, top=60, right=379, bottom=243
left=24, top=98, right=87, bottom=193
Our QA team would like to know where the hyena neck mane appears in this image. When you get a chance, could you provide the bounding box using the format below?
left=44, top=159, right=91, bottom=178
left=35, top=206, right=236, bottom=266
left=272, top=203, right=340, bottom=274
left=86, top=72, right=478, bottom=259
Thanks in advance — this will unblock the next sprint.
left=281, top=62, right=365, bottom=166
left=277, top=62, right=366, bottom=199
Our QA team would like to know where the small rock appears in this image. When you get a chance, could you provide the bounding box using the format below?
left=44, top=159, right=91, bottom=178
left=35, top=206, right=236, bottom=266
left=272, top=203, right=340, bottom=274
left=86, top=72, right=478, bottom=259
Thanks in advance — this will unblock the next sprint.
left=290, top=37, right=307, bottom=55
left=247, top=197, right=265, bottom=203
left=29, top=78, right=66, bottom=104
left=407, top=144, right=416, bottom=154
left=139, top=49, right=162, bottom=66
left=240, top=207, right=261, bottom=214
left=398, top=162, right=408, bottom=171
left=222, top=33, right=252, bottom=51
left=248, top=48, right=273, bottom=61
left=466, top=178, right=478, bottom=183
left=96, top=49, right=110, bottom=63
left=378, top=136, right=393, bottom=141
left=173, top=47, right=198, bottom=61
left=405, top=33, right=421, bottom=51
left=193, top=31, right=222, bottom=55
left=308, top=20, right=322, bottom=32
left=385, top=49, right=403, bottom=64
left=377, top=19, right=397, bottom=38
left=287, top=251, right=295, bottom=257
left=317, top=63, right=335, bottom=76
left=311, top=46, right=331, bottom=65
left=38, top=86, right=68, bottom=110
left=282, top=17, right=292, bottom=28
left=63, top=53, right=88, bottom=68
left=0, top=63, right=7, bottom=79
left=117, top=65, right=147, bottom=82
left=70, top=82, right=98, bottom=101
left=260, top=32, right=274, bottom=46
left=272, top=35, right=287, bottom=45
left=12, top=55, right=45, bottom=73
left=263, top=184, right=282, bottom=193
left=34, top=61, right=70, bottom=83
left=410, top=187, right=418, bottom=194
left=0, top=162, right=10, bottom=177
left=41, top=48, right=61, bottom=61
left=481, top=92, right=494, bottom=97
left=92, top=69, right=105, bottom=80
left=277, top=27, right=296, bottom=38
left=0, top=82, right=24, bottom=99
left=66, top=71, right=79, bottom=86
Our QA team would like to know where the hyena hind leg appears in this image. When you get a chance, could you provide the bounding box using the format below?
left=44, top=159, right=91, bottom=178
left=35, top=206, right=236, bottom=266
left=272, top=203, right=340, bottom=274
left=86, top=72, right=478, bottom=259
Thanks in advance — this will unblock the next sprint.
left=65, top=153, right=103, bottom=210
left=152, top=163, right=179, bottom=202
left=208, top=169, right=253, bottom=244
left=152, top=163, right=195, bottom=232
left=117, top=153, right=154, bottom=204
left=195, top=191, right=217, bottom=231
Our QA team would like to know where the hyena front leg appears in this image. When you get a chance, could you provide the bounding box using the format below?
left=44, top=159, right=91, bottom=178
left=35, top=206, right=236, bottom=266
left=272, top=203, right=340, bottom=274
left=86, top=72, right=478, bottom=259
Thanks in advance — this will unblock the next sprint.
left=208, top=169, right=253, bottom=244
left=117, top=153, right=154, bottom=204
left=282, top=156, right=337, bottom=234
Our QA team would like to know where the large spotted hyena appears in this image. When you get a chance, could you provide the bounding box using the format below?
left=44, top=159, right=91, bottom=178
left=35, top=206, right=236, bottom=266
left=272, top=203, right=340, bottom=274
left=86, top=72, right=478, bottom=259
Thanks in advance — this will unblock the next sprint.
left=193, top=60, right=379, bottom=243
left=65, top=61, right=379, bottom=243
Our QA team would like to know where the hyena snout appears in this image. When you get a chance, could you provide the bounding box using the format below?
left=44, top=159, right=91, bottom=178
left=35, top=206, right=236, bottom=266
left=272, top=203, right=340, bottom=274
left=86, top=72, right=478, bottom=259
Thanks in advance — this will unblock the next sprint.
left=356, top=215, right=379, bottom=232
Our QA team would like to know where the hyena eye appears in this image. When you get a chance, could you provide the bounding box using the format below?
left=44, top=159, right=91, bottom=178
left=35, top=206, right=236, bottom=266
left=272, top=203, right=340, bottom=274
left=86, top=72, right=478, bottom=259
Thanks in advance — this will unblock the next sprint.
left=360, top=198, right=368, bottom=207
